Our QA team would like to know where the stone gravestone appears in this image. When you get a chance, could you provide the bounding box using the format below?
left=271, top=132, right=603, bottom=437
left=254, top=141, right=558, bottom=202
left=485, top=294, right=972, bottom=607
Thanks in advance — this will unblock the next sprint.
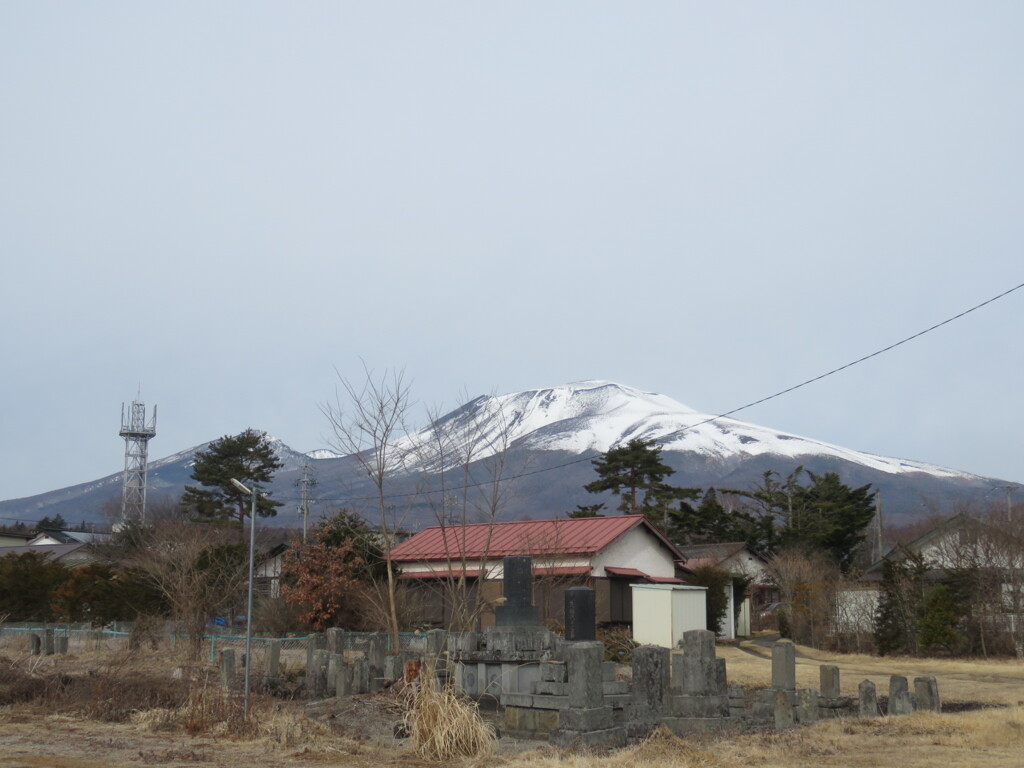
left=888, top=675, right=916, bottom=715
left=326, top=627, right=345, bottom=655
left=266, top=640, right=281, bottom=682
left=859, top=679, right=879, bottom=717
left=914, top=675, right=940, bottom=712
left=550, top=640, right=625, bottom=749
left=771, top=641, right=797, bottom=692
left=308, top=650, right=329, bottom=698
left=565, top=587, right=596, bottom=642
left=367, top=634, right=386, bottom=692
left=630, top=645, right=669, bottom=732
left=774, top=688, right=795, bottom=728
left=220, top=649, right=236, bottom=687
left=820, top=665, right=840, bottom=700
left=495, top=556, right=540, bottom=626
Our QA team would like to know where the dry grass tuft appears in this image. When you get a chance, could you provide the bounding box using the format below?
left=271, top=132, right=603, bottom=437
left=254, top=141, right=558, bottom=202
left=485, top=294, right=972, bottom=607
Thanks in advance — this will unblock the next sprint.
left=618, top=727, right=716, bottom=767
left=403, top=663, right=496, bottom=761
left=131, top=678, right=341, bottom=748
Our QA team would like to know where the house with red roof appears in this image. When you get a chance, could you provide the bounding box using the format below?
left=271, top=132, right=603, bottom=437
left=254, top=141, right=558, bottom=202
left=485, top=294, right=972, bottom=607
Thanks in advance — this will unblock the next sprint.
left=389, top=514, right=687, bottom=629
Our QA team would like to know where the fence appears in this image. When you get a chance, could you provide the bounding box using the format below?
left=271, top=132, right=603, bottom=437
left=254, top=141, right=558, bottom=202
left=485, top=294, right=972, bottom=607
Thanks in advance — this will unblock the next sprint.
left=0, top=622, right=432, bottom=682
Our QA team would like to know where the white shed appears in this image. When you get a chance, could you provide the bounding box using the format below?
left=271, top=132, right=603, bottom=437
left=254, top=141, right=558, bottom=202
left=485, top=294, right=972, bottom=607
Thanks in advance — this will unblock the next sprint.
left=630, top=583, right=707, bottom=648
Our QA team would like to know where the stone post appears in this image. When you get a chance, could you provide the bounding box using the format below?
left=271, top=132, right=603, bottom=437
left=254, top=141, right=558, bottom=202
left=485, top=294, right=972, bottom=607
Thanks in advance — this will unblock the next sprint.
left=266, top=639, right=281, bottom=682
left=311, top=649, right=330, bottom=698
left=888, top=675, right=916, bottom=715
left=425, top=629, right=448, bottom=658
left=796, top=689, right=819, bottom=723
left=326, top=627, right=345, bottom=655
left=220, top=649, right=236, bottom=687
left=914, top=675, right=940, bottom=712
left=858, top=679, right=878, bottom=717
left=820, top=665, right=840, bottom=700
left=30, top=634, right=42, bottom=656
left=771, top=640, right=796, bottom=691
left=565, top=587, right=596, bottom=642
left=336, top=658, right=352, bottom=697
left=306, top=633, right=326, bottom=679
left=774, top=688, right=795, bottom=728
left=353, top=656, right=370, bottom=694
left=567, top=641, right=605, bottom=708
left=368, top=633, right=386, bottom=692
left=631, top=645, right=670, bottom=726
left=327, top=654, right=340, bottom=696
left=43, top=628, right=55, bottom=656
left=550, top=641, right=624, bottom=748
left=679, top=630, right=718, bottom=695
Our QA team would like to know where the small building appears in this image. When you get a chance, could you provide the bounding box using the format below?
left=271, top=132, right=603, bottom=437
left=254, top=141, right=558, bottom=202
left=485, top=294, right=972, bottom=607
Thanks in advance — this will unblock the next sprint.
left=0, top=531, right=33, bottom=547
left=0, top=543, right=97, bottom=566
left=630, top=583, right=708, bottom=647
left=390, top=514, right=687, bottom=629
left=256, top=542, right=290, bottom=598
left=677, top=542, right=773, bottom=638
left=27, top=529, right=111, bottom=547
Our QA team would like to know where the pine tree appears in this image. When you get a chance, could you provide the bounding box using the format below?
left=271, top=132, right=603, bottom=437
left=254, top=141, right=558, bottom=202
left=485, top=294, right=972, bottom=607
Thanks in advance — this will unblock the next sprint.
left=742, top=468, right=875, bottom=570
left=874, top=551, right=928, bottom=655
left=584, top=438, right=679, bottom=516
left=567, top=503, right=606, bottom=518
left=181, top=429, right=283, bottom=526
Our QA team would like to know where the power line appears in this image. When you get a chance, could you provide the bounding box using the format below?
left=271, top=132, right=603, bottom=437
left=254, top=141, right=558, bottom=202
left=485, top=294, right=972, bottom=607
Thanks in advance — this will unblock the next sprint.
left=277, top=279, right=1024, bottom=506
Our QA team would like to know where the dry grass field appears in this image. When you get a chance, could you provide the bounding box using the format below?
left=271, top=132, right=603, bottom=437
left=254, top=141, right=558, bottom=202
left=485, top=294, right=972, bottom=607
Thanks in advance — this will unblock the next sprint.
left=2, top=633, right=1023, bottom=768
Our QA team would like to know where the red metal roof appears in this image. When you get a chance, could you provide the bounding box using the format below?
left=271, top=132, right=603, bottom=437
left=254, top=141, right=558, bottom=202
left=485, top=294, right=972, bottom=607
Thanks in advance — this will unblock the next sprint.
left=390, top=514, right=681, bottom=562
left=398, top=569, right=482, bottom=580
left=534, top=566, right=591, bottom=577
left=603, top=566, right=648, bottom=578
left=603, top=566, right=685, bottom=584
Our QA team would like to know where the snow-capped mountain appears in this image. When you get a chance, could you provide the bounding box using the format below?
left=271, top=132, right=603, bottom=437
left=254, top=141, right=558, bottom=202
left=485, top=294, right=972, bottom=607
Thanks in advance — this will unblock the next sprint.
left=0, top=381, right=1004, bottom=529
left=402, top=380, right=974, bottom=480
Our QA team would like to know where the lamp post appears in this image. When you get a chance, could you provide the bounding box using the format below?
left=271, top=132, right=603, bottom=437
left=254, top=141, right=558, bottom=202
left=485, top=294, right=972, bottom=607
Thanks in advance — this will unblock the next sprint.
left=230, top=477, right=258, bottom=717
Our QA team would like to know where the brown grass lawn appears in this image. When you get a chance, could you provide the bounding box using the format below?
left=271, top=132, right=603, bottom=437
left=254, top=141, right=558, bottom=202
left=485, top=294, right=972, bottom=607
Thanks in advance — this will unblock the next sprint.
left=2, top=634, right=1023, bottom=768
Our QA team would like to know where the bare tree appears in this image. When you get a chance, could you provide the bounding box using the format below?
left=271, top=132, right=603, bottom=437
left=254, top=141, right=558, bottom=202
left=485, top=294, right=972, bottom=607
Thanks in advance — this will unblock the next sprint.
left=766, top=548, right=840, bottom=648
left=322, top=366, right=414, bottom=646
left=123, top=510, right=250, bottom=660
left=409, top=393, right=522, bottom=632
left=925, top=509, right=1024, bottom=657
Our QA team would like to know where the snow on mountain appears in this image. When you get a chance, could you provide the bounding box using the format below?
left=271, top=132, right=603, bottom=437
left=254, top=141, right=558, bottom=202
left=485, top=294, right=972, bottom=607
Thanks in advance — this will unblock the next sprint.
left=306, top=449, right=343, bottom=460
left=400, top=380, right=978, bottom=481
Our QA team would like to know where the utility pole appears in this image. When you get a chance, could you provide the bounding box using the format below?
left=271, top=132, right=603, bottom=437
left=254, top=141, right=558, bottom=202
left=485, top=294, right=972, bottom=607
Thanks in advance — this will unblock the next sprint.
left=296, top=462, right=316, bottom=542
left=1004, top=485, right=1016, bottom=522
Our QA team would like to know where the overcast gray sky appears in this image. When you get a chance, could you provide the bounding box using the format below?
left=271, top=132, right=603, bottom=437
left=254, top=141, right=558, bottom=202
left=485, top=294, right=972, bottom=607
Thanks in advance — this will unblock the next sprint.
left=2, top=2, right=1022, bottom=504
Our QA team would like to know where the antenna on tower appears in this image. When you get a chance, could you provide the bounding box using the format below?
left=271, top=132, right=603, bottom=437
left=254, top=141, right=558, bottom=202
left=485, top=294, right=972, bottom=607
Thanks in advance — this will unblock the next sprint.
left=119, top=397, right=157, bottom=524
left=295, top=461, right=317, bottom=542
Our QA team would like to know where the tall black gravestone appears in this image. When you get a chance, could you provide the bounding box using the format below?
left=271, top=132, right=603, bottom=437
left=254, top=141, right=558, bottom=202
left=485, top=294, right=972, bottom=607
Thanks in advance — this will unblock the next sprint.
left=565, top=586, right=596, bottom=641
left=495, top=555, right=540, bottom=626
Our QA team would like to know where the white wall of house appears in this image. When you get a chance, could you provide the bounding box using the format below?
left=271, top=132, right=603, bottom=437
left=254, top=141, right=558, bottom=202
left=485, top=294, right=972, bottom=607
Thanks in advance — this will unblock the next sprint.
left=257, top=553, right=284, bottom=598
left=834, top=587, right=880, bottom=633
left=592, top=528, right=676, bottom=578
left=720, top=582, right=736, bottom=640
left=719, top=550, right=770, bottom=582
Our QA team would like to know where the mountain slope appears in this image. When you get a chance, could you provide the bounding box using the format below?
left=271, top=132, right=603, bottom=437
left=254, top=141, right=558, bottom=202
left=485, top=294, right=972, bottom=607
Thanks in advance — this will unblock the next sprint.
left=403, top=380, right=974, bottom=479
left=0, top=381, right=1006, bottom=530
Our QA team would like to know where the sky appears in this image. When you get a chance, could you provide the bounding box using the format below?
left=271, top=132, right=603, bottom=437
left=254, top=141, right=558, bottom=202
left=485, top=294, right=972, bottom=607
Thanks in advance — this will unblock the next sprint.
left=2, top=2, right=1022, bottom=505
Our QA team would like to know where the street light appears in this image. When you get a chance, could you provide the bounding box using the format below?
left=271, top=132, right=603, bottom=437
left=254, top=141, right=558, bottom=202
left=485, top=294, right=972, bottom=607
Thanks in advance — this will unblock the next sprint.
left=230, top=477, right=258, bottom=717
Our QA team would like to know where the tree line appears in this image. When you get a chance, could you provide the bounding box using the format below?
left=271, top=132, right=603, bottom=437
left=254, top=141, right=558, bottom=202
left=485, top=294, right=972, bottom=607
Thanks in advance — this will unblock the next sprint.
left=572, top=437, right=877, bottom=573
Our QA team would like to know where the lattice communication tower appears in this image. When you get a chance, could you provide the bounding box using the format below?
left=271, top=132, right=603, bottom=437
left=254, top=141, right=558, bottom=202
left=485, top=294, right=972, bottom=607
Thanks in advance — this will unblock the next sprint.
left=119, top=399, right=157, bottom=523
